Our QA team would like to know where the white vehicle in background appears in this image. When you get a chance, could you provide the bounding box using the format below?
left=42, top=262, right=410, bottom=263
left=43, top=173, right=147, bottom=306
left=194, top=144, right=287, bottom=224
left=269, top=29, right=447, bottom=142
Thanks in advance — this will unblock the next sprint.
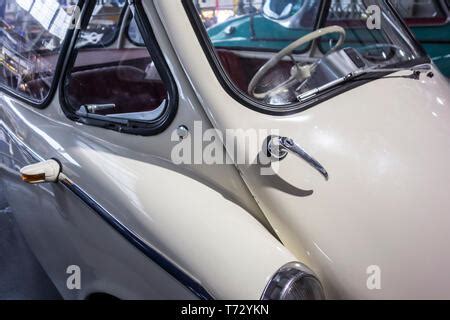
left=0, top=0, right=450, bottom=300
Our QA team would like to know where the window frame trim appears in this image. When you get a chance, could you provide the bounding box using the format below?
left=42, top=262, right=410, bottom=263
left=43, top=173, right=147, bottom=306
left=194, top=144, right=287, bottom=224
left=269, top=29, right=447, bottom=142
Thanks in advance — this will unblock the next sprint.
left=182, top=0, right=430, bottom=116
left=0, top=0, right=87, bottom=109
left=59, top=0, right=178, bottom=136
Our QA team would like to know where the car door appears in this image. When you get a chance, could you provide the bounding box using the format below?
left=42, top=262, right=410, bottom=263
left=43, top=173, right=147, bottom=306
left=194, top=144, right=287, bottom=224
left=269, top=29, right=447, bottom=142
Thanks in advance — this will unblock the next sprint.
left=165, top=0, right=450, bottom=298
left=395, top=0, right=450, bottom=77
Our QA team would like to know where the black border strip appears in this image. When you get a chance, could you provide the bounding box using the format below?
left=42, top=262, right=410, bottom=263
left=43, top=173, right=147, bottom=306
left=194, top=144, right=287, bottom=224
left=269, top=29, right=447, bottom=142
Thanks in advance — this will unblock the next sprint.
left=0, top=0, right=86, bottom=109
left=182, top=0, right=430, bottom=116
left=1, top=125, right=214, bottom=300
left=59, top=0, right=178, bottom=136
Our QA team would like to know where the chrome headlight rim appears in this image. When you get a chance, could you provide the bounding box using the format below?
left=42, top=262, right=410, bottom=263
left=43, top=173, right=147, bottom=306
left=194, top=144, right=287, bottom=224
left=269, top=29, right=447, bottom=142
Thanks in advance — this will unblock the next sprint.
left=261, top=261, right=325, bottom=300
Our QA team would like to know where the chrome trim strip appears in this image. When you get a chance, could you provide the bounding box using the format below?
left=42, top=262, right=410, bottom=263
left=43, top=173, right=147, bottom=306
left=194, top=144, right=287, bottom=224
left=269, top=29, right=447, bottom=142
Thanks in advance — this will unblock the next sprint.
left=1, top=125, right=214, bottom=300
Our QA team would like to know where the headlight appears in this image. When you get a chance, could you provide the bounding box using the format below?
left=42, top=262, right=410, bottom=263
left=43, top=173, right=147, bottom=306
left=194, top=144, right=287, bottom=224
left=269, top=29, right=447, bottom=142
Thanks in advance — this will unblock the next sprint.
left=261, top=262, right=325, bottom=300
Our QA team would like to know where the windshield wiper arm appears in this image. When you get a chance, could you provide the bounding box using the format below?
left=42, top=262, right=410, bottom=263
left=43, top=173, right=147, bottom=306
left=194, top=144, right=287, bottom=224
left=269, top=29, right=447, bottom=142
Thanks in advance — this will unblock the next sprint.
left=297, top=63, right=432, bottom=102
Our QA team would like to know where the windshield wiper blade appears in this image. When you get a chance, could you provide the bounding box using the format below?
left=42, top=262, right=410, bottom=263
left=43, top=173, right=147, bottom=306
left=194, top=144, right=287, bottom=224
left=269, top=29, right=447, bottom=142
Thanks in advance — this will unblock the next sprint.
left=297, top=63, right=432, bottom=102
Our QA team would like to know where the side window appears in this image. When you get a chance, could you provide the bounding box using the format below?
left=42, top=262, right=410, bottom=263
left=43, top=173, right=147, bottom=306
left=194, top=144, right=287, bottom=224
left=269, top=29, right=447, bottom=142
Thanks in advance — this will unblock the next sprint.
left=0, top=0, right=79, bottom=102
left=79, top=0, right=126, bottom=47
left=64, top=3, right=171, bottom=130
left=392, top=0, right=447, bottom=25
left=79, top=0, right=126, bottom=46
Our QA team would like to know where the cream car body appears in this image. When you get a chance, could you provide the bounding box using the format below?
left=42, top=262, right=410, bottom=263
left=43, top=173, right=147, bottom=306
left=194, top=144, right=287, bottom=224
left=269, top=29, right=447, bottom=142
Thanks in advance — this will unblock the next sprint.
left=0, top=0, right=449, bottom=299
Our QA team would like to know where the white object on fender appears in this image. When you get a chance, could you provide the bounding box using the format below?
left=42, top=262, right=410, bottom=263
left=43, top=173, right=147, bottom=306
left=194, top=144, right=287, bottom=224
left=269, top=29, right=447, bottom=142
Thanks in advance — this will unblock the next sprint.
left=20, top=159, right=61, bottom=184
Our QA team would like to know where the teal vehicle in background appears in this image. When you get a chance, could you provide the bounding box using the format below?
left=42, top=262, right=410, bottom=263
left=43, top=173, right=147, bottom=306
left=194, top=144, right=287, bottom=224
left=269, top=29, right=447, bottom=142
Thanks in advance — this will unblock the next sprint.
left=201, top=0, right=450, bottom=77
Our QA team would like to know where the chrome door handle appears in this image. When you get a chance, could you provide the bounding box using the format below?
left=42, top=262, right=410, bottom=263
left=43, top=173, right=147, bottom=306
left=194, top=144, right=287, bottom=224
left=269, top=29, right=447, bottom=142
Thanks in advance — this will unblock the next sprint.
left=267, top=136, right=329, bottom=180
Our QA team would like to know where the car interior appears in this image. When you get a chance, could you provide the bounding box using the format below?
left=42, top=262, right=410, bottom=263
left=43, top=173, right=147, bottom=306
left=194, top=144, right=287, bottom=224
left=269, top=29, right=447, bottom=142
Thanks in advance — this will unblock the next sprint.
left=66, top=46, right=167, bottom=117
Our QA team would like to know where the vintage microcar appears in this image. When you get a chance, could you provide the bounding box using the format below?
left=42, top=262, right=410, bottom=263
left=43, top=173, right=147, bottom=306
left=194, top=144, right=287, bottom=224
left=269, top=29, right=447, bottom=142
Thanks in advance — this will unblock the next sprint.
left=0, top=0, right=450, bottom=300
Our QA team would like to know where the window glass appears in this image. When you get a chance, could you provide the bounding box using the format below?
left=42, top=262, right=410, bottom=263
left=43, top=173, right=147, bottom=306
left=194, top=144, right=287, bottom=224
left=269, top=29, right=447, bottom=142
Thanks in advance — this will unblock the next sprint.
left=327, top=0, right=371, bottom=20
left=0, top=0, right=79, bottom=101
left=197, top=0, right=319, bottom=52
left=127, top=18, right=145, bottom=46
left=321, top=0, right=395, bottom=52
left=191, top=0, right=424, bottom=108
left=65, top=7, right=168, bottom=122
left=78, top=0, right=126, bottom=48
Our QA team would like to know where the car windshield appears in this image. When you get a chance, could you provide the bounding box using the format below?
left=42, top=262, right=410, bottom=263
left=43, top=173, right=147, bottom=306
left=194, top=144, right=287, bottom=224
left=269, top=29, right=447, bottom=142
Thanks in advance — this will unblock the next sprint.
left=192, top=0, right=425, bottom=107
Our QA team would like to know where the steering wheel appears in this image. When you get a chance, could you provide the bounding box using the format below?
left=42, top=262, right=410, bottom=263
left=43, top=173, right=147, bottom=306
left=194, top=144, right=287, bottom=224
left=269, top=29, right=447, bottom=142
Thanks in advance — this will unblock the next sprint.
left=248, top=26, right=346, bottom=100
